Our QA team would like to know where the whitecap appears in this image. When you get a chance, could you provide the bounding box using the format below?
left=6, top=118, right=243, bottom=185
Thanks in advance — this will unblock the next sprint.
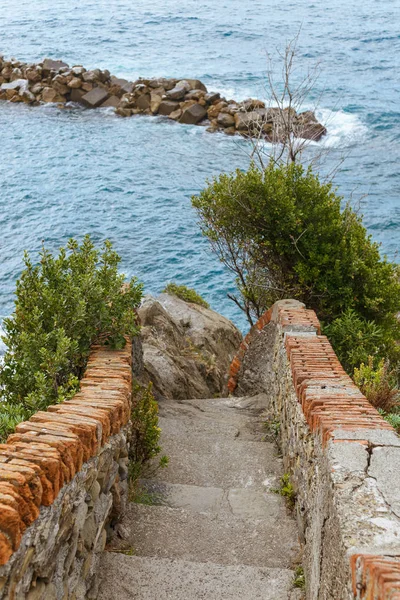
left=316, top=108, right=368, bottom=148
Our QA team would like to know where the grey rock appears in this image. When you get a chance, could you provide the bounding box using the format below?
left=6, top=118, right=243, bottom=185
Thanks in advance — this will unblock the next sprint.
left=184, top=78, right=208, bottom=92
left=204, top=91, right=221, bottom=103
left=70, top=88, right=86, bottom=103
left=42, top=58, right=69, bottom=73
left=217, top=111, right=235, bottom=128
left=165, top=80, right=191, bottom=100
left=81, top=87, right=110, bottom=108
left=158, top=100, right=180, bottom=116
left=179, top=103, right=207, bottom=124
left=100, top=95, right=120, bottom=108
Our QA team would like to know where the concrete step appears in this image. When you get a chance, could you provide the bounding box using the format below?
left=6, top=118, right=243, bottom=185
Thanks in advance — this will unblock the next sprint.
left=139, top=480, right=287, bottom=520
left=109, top=503, right=298, bottom=569
left=156, top=424, right=282, bottom=489
left=98, top=554, right=301, bottom=600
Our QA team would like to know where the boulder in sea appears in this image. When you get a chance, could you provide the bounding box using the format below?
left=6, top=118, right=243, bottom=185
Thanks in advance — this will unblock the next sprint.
left=136, top=93, right=151, bottom=111
left=42, top=59, right=69, bottom=74
left=204, top=91, right=220, bottom=104
left=158, top=100, right=180, bottom=116
left=41, top=86, right=66, bottom=103
left=185, top=78, right=207, bottom=92
left=166, top=80, right=191, bottom=100
left=179, top=103, right=207, bottom=124
left=100, top=95, right=120, bottom=108
left=81, top=87, right=109, bottom=108
left=234, top=110, right=264, bottom=131
left=67, top=77, right=82, bottom=89
left=217, top=112, right=235, bottom=128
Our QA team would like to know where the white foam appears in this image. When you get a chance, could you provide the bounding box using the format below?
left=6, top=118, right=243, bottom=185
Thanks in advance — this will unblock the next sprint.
left=316, top=108, right=368, bottom=148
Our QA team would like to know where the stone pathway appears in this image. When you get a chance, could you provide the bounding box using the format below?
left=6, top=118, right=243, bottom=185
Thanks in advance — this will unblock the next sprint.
left=98, top=394, right=302, bottom=599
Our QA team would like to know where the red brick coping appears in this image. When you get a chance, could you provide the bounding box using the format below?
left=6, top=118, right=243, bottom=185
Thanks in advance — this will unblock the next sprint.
left=0, top=341, right=132, bottom=566
left=228, top=304, right=399, bottom=598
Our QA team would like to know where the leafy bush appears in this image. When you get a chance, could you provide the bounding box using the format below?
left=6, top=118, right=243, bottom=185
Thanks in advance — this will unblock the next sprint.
left=163, top=282, right=209, bottom=309
left=129, top=381, right=168, bottom=486
left=354, top=357, right=399, bottom=412
left=324, top=309, right=400, bottom=375
left=0, top=236, right=143, bottom=441
left=192, top=161, right=400, bottom=331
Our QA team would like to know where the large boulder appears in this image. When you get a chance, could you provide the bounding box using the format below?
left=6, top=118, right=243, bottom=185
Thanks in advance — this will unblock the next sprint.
left=42, top=59, right=69, bottom=74
left=81, top=87, right=109, bottom=108
left=138, top=294, right=242, bottom=401
left=179, top=103, right=207, bottom=125
left=166, top=80, right=191, bottom=100
left=158, top=100, right=180, bottom=116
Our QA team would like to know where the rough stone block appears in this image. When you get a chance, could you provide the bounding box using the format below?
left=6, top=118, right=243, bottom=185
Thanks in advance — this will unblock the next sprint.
left=81, top=87, right=109, bottom=108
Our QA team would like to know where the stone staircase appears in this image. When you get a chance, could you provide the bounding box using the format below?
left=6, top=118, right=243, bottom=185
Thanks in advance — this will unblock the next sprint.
left=98, top=394, right=302, bottom=599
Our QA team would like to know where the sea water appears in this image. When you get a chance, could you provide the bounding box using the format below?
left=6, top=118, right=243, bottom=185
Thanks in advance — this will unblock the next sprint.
left=0, top=0, right=399, bottom=333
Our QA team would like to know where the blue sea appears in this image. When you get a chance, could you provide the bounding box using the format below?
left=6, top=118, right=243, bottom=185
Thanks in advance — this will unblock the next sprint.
left=0, top=0, right=399, bottom=336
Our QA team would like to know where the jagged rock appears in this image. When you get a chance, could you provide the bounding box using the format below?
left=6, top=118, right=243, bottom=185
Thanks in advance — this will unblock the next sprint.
left=136, top=94, right=151, bottom=111
left=25, top=66, right=42, bottom=82
left=42, top=59, right=69, bottom=74
left=207, top=101, right=227, bottom=119
left=41, top=86, right=66, bottom=103
left=67, top=77, right=82, bottom=89
left=121, top=81, right=135, bottom=94
left=158, top=100, right=180, bottom=116
left=185, top=79, right=208, bottom=92
left=185, top=89, right=206, bottom=101
left=166, top=80, right=191, bottom=100
left=10, top=68, right=23, bottom=81
left=217, top=112, right=235, bottom=128
left=150, top=92, right=162, bottom=113
left=81, top=87, right=109, bottom=108
left=241, top=98, right=265, bottom=111
left=115, top=107, right=132, bottom=117
left=298, top=122, right=327, bottom=141
left=70, top=88, right=85, bottom=103
left=100, top=95, right=120, bottom=108
left=71, top=66, right=86, bottom=76
left=81, top=81, right=93, bottom=92
left=205, top=91, right=221, bottom=104
left=137, top=294, right=242, bottom=400
left=234, top=111, right=264, bottom=131
left=168, top=108, right=182, bottom=121
left=179, top=103, right=207, bottom=124
left=82, top=69, right=101, bottom=83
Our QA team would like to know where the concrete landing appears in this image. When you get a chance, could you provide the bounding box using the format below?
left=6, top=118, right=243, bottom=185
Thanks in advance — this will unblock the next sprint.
left=98, top=394, right=302, bottom=599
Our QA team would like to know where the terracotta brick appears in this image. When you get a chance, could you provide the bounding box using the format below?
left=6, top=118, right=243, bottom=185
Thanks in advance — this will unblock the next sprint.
left=0, top=531, right=13, bottom=566
left=0, top=503, right=22, bottom=550
left=0, top=482, right=38, bottom=527
left=7, top=433, right=76, bottom=481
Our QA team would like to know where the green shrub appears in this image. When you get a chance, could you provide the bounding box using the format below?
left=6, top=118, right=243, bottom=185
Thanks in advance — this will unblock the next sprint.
left=0, top=236, right=143, bottom=441
left=324, top=309, right=400, bottom=375
left=354, top=357, right=399, bottom=412
left=163, top=282, right=209, bottom=308
left=192, top=161, right=400, bottom=330
left=129, top=381, right=168, bottom=486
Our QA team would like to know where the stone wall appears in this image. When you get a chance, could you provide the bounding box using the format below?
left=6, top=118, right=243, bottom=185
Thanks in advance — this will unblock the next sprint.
left=0, top=342, right=133, bottom=600
left=0, top=56, right=327, bottom=141
left=231, top=300, right=400, bottom=600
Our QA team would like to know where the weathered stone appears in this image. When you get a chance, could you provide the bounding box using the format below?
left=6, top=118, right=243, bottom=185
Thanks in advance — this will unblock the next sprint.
left=67, top=77, right=82, bottom=89
left=81, top=87, right=110, bottom=108
left=168, top=108, right=182, bottom=121
left=81, top=82, right=93, bottom=92
left=179, top=103, right=207, bottom=125
left=41, top=87, right=66, bottom=103
left=204, top=91, right=221, bottom=104
left=150, top=92, right=162, bottom=114
left=10, top=68, right=23, bottom=81
left=166, top=80, right=191, bottom=100
left=158, top=100, right=180, bottom=116
left=223, top=126, right=236, bottom=136
left=82, top=69, right=101, bottom=83
left=234, top=110, right=263, bottom=131
left=42, top=59, right=69, bottom=74
left=70, top=88, right=85, bottom=103
left=185, top=89, right=205, bottom=101
left=25, top=67, right=42, bottom=82
left=71, top=66, right=86, bottom=76
left=136, top=94, right=151, bottom=111
left=115, top=108, right=132, bottom=117
left=52, top=80, right=69, bottom=95
left=185, top=79, right=208, bottom=92
left=217, top=112, right=235, bottom=128
left=100, top=95, right=120, bottom=109
left=207, top=101, right=227, bottom=119
left=240, top=98, right=265, bottom=111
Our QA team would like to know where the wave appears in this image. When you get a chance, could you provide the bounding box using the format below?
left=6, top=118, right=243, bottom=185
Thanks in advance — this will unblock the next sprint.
left=316, top=108, right=368, bottom=148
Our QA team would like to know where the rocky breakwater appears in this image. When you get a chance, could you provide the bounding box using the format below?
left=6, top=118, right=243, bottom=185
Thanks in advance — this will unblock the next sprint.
left=0, top=56, right=327, bottom=141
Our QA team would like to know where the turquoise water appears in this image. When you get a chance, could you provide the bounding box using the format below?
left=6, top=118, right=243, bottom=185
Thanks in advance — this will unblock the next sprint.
left=0, top=0, right=399, bottom=332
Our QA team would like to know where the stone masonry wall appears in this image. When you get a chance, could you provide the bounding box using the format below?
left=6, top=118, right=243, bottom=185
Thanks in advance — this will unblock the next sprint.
left=0, top=341, right=133, bottom=600
left=230, top=300, right=400, bottom=600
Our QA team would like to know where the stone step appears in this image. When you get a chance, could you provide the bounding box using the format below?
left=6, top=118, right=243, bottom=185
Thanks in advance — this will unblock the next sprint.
left=98, top=554, right=301, bottom=600
left=139, top=480, right=287, bottom=520
left=156, top=424, right=282, bottom=489
left=109, top=503, right=299, bottom=568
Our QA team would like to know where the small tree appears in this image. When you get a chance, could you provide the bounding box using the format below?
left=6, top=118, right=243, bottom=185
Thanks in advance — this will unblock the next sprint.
left=192, top=162, right=400, bottom=342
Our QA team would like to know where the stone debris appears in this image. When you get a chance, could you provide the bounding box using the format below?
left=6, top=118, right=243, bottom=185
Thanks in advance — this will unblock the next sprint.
left=0, top=56, right=327, bottom=141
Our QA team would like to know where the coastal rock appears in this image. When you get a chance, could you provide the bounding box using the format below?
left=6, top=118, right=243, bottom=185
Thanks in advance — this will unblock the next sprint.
left=185, top=78, right=208, bottom=92
left=166, top=80, right=191, bottom=100
left=150, top=92, right=162, bottom=113
left=234, top=110, right=263, bottom=131
left=41, top=86, right=66, bottom=103
left=207, top=101, right=227, bottom=119
left=136, top=94, right=151, bottom=111
left=25, top=66, right=42, bottom=82
left=100, top=95, right=120, bottom=108
left=158, top=100, right=180, bottom=116
left=217, top=112, right=235, bottom=128
left=67, top=77, right=82, bottom=89
left=138, top=294, right=242, bottom=400
left=168, top=108, right=182, bottom=121
left=70, top=88, right=85, bottom=103
left=298, top=122, right=327, bottom=141
left=185, top=89, right=206, bottom=101
left=179, top=103, right=207, bottom=124
left=81, top=87, right=109, bottom=108
left=205, top=91, right=220, bottom=104
left=71, top=66, right=86, bottom=76
left=82, top=69, right=101, bottom=83
left=42, top=59, right=69, bottom=74
left=10, top=68, right=23, bottom=81
left=241, top=98, right=265, bottom=111
left=115, top=107, right=132, bottom=117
